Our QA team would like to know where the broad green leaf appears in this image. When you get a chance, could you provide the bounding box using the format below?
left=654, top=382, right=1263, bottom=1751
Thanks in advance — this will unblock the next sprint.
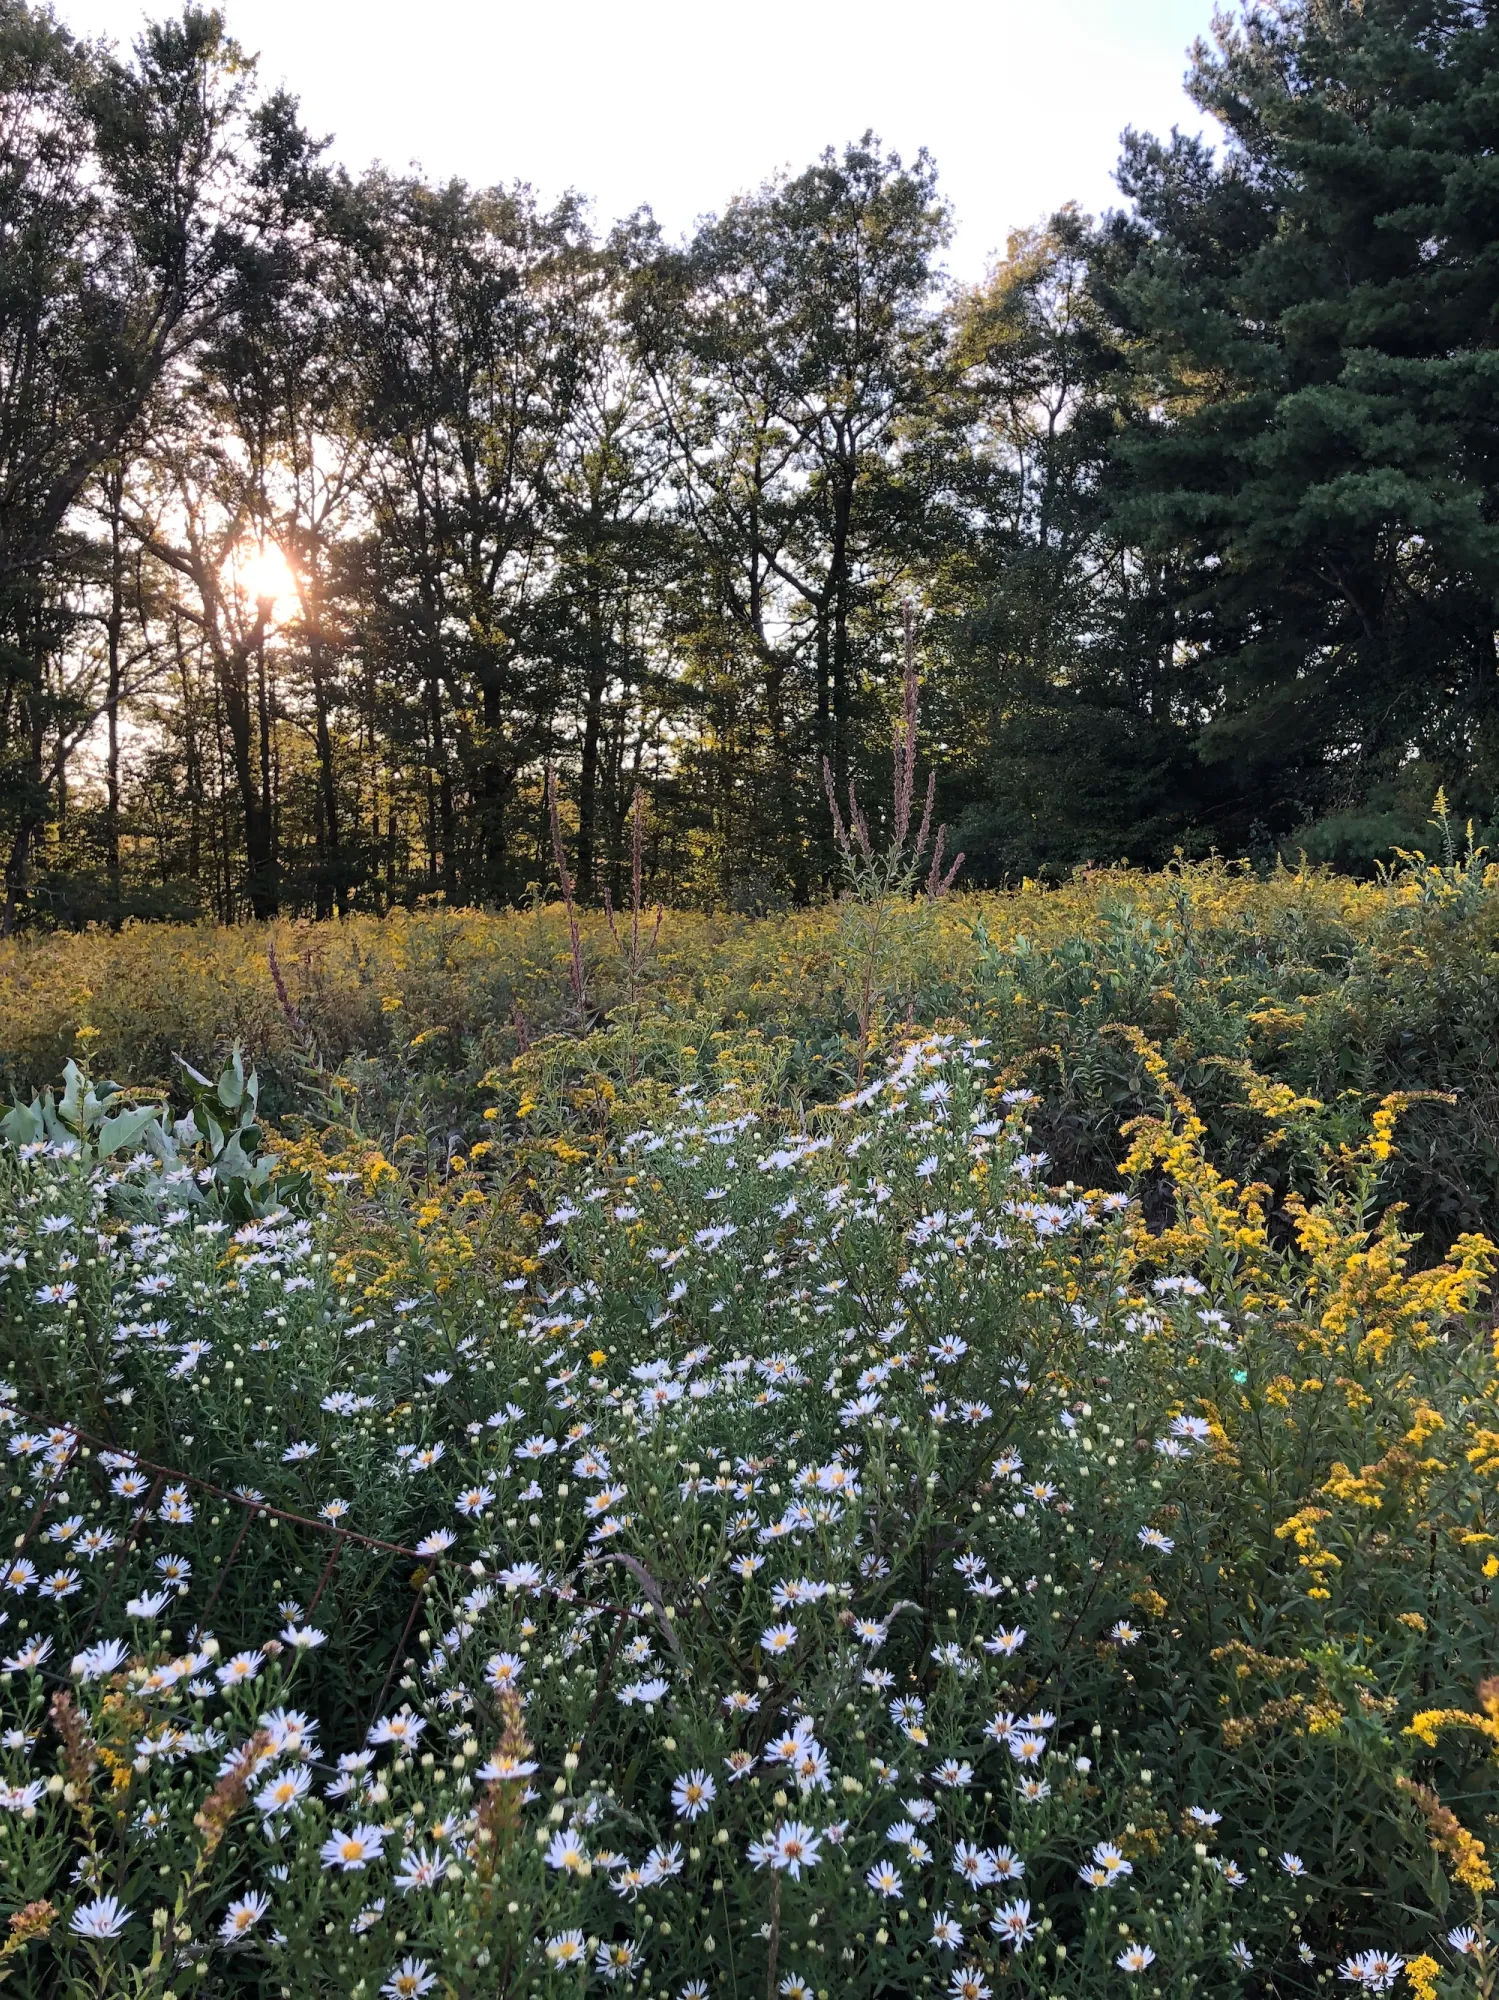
left=0, top=1100, right=42, bottom=1147
left=97, top=1106, right=162, bottom=1159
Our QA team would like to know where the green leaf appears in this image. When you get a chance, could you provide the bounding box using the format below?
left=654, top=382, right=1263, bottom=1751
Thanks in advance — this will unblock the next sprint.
left=97, top=1106, right=162, bottom=1159
left=0, top=1100, right=42, bottom=1148
left=59, top=1061, right=83, bottom=1131
left=215, top=1134, right=253, bottom=1180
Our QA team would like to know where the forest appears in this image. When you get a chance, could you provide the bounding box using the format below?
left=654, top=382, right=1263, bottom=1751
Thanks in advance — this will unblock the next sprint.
left=2, top=0, right=1496, bottom=931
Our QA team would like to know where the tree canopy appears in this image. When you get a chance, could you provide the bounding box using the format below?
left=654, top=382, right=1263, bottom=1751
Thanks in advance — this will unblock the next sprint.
left=1, top=0, right=1495, bottom=928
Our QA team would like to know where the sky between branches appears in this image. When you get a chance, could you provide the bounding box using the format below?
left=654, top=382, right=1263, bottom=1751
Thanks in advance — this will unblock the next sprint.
left=56, top=0, right=1214, bottom=284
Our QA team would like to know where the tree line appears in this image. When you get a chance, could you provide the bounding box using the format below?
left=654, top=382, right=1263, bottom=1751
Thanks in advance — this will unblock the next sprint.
left=1, top=0, right=1495, bottom=929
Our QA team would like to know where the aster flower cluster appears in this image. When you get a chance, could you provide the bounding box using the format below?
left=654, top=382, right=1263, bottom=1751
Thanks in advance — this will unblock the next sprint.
left=0, top=1032, right=1492, bottom=1996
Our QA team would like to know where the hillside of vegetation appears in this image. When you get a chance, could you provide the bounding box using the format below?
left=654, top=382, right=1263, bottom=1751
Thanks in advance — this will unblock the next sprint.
left=0, top=852, right=1498, bottom=1994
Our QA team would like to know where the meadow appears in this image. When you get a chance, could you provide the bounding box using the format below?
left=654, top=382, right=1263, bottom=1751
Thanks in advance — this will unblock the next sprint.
left=0, top=834, right=1498, bottom=1996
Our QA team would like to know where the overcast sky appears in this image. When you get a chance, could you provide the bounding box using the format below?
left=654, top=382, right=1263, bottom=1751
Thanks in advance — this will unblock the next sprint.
left=56, top=0, right=1219, bottom=283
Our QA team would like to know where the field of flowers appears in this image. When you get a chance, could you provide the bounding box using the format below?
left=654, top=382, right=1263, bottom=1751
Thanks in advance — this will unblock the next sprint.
left=1, top=834, right=1498, bottom=1996
left=3, top=827, right=1496, bottom=1259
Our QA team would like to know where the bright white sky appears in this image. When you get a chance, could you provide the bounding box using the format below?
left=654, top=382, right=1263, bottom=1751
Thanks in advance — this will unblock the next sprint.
left=58, top=0, right=1218, bottom=283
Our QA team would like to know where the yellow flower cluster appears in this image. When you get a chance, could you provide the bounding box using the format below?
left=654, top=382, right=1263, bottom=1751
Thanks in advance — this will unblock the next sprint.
left=0, top=857, right=1460, bottom=1105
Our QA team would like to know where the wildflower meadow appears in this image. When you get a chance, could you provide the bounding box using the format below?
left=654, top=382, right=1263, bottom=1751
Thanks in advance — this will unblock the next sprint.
left=4, top=0, right=1499, bottom=1988
left=2, top=818, right=1499, bottom=1998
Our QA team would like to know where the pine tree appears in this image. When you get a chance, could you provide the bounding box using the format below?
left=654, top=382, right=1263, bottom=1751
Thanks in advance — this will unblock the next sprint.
left=1095, top=0, right=1499, bottom=849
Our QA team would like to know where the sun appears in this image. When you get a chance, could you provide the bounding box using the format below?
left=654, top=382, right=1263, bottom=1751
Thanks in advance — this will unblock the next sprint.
left=225, top=539, right=299, bottom=624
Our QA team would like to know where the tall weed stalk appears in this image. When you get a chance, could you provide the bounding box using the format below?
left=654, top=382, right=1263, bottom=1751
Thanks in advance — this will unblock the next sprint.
left=824, top=604, right=963, bottom=1081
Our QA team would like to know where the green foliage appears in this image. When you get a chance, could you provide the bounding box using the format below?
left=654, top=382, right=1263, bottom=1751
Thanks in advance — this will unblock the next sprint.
left=1093, top=0, right=1499, bottom=845
left=2, top=1047, right=287, bottom=1221
left=0, top=1020, right=1495, bottom=1994
left=11, top=846, right=1499, bottom=1258
left=5, top=1, right=1499, bottom=915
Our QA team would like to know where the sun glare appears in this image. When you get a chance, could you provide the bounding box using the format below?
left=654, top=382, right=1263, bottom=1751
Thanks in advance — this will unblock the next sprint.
left=225, top=540, right=299, bottom=624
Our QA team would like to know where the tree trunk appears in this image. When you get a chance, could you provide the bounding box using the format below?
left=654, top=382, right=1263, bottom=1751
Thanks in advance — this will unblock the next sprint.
left=174, top=624, right=202, bottom=889
left=303, top=562, right=344, bottom=918
left=424, top=660, right=456, bottom=902
left=212, top=610, right=277, bottom=921
left=103, top=467, right=126, bottom=924
left=577, top=594, right=609, bottom=900
left=829, top=470, right=853, bottom=806
left=255, top=633, right=279, bottom=915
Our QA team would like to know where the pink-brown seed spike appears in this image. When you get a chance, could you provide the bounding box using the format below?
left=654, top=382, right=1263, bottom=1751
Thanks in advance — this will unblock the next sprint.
left=914, top=770, right=936, bottom=868
left=823, top=756, right=849, bottom=855
left=848, top=780, right=873, bottom=861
